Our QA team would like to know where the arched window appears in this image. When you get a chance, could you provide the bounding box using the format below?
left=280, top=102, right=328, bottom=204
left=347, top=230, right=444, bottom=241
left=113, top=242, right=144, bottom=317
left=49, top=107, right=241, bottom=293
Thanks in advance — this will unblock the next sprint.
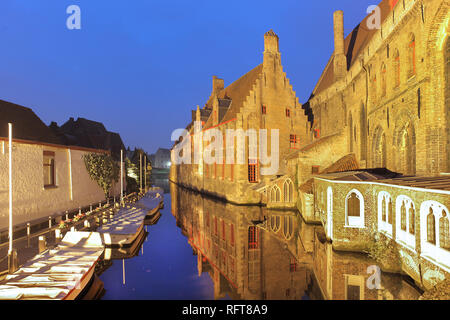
left=348, top=193, right=360, bottom=217
left=420, top=201, right=450, bottom=268
left=283, top=216, right=293, bottom=240
left=395, top=195, right=415, bottom=248
left=270, top=215, right=281, bottom=233
left=440, top=211, right=450, bottom=250
left=283, top=180, right=294, bottom=203
left=387, top=198, right=393, bottom=224
left=381, top=63, right=387, bottom=97
left=394, top=49, right=400, bottom=88
left=346, top=190, right=365, bottom=228
left=270, top=186, right=281, bottom=203
left=401, top=201, right=407, bottom=231
left=378, top=192, right=392, bottom=236
left=409, top=205, right=415, bottom=235
left=407, top=34, right=416, bottom=78
left=427, top=208, right=436, bottom=245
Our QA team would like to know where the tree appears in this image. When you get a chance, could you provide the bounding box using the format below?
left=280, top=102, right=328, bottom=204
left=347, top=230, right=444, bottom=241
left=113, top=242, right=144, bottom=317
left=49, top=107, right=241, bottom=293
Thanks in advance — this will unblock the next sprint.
left=83, top=153, right=119, bottom=200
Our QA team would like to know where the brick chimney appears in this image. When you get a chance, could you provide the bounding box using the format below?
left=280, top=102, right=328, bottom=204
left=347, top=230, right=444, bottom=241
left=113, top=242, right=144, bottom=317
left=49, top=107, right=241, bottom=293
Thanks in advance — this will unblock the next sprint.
left=264, top=29, right=279, bottom=54
left=333, top=10, right=347, bottom=81
left=212, top=76, right=224, bottom=96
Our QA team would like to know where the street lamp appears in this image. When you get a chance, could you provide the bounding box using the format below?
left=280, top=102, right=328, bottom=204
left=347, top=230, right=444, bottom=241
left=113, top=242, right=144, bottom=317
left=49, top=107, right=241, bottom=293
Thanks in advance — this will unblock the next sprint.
left=8, top=123, right=18, bottom=273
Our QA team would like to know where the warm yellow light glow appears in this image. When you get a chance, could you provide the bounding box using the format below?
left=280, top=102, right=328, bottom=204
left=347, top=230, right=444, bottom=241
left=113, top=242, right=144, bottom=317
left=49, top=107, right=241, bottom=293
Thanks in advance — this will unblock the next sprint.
left=437, top=16, right=449, bottom=51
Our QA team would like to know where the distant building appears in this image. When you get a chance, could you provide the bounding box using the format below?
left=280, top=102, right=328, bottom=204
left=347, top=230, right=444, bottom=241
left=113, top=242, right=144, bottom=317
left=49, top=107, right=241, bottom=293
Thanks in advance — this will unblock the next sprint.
left=49, top=117, right=125, bottom=160
left=0, top=100, right=125, bottom=231
left=151, top=148, right=171, bottom=169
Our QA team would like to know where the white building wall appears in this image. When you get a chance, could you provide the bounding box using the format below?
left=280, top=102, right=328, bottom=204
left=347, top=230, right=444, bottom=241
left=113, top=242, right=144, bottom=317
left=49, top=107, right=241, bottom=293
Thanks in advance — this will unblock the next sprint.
left=0, top=140, right=124, bottom=229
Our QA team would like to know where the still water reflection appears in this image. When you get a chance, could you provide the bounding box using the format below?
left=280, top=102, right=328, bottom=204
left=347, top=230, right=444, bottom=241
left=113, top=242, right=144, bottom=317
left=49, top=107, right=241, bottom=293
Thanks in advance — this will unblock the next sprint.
left=98, top=181, right=422, bottom=300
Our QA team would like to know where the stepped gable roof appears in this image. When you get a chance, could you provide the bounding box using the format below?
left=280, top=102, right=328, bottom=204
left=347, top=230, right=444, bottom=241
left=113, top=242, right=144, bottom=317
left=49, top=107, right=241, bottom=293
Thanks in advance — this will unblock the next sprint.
left=203, top=64, right=263, bottom=129
left=313, top=0, right=394, bottom=95
left=0, top=99, right=62, bottom=145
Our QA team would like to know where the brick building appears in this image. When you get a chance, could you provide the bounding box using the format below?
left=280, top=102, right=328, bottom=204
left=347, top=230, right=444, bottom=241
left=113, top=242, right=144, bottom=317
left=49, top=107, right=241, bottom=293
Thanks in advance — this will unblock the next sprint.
left=170, top=30, right=310, bottom=204
left=172, top=0, right=450, bottom=291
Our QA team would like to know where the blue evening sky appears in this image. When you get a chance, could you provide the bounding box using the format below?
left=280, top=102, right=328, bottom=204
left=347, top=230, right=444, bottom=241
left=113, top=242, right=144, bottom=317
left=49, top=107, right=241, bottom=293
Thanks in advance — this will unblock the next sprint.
left=0, top=0, right=378, bottom=154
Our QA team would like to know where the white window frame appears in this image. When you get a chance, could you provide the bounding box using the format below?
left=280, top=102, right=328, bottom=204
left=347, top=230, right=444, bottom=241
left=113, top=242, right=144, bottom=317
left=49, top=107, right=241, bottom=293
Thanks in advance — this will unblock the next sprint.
left=420, top=201, right=450, bottom=272
left=378, top=191, right=393, bottom=237
left=326, top=186, right=333, bottom=240
left=345, top=189, right=365, bottom=228
left=395, top=195, right=416, bottom=250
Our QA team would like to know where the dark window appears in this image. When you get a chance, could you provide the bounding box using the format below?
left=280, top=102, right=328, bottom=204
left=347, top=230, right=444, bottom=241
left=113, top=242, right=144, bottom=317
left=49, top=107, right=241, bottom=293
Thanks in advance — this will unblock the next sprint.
left=388, top=198, right=393, bottom=224
left=248, top=226, right=259, bottom=249
left=290, top=258, right=297, bottom=272
left=286, top=108, right=290, bottom=117
left=314, top=128, right=320, bottom=139
left=427, top=209, right=436, bottom=244
left=347, top=193, right=360, bottom=217
left=401, top=202, right=407, bottom=231
left=312, top=166, right=320, bottom=174
left=409, top=206, right=415, bottom=235
left=43, top=151, right=55, bottom=188
left=440, top=211, right=450, bottom=250
left=347, top=285, right=361, bottom=300
left=290, top=134, right=299, bottom=149
left=261, top=105, right=267, bottom=114
left=248, top=159, right=258, bottom=183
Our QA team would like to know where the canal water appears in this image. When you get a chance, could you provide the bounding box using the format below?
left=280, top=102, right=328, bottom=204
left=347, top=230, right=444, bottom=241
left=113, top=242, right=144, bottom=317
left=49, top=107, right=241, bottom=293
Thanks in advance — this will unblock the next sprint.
left=98, top=180, right=423, bottom=300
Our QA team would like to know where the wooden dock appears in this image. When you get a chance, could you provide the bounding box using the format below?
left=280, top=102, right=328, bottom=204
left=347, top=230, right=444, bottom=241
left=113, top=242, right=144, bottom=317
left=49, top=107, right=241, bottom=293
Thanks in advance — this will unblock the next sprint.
left=0, top=232, right=104, bottom=300
left=98, top=189, right=164, bottom=249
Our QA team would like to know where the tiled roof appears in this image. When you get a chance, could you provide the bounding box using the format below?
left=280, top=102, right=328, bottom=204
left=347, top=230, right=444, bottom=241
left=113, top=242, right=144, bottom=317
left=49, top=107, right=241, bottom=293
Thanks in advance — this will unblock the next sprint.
left=203, top=64, right=263, bottom=129
left=313, top=0, right=394, bottom=95
left=0, top=99, right=62, bottom=145
left=298, top=154, right=360, bottom=194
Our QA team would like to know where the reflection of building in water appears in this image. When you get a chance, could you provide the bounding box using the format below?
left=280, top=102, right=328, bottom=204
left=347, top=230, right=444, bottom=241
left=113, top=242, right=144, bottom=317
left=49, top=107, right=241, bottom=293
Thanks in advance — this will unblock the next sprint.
left=313, top=228, right=421, bottom=300
left=171, top=182, right=317, bottom=300
left=170, top=0, right=450, bottom=292
left=171, top=182, right=422, bottom=300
